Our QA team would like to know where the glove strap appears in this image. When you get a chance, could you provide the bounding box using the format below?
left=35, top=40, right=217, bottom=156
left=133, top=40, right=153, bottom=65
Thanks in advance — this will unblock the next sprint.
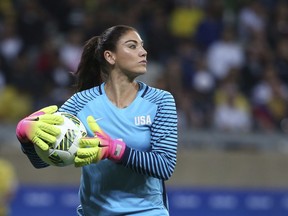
left=109, top=139, right=126, bottom=162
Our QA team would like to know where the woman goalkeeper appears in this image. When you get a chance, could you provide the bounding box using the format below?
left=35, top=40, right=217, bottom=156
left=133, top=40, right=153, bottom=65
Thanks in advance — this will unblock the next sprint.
left=16, top=25, right=178, bottom=216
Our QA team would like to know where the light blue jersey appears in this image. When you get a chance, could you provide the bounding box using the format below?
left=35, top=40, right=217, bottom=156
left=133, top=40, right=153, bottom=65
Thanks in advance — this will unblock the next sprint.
left=22, top=81, right=178, bottom=216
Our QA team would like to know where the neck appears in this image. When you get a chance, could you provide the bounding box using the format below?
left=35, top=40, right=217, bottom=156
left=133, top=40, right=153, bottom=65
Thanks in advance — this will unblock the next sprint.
left=104, top=80, right=139, bottom=108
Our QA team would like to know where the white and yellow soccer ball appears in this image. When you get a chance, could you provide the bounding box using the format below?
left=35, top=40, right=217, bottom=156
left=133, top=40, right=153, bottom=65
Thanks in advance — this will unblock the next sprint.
left=35, top=112, right=87, bottom=167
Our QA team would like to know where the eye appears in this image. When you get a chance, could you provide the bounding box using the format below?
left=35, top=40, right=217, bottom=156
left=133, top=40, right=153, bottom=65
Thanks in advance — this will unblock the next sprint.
left=129, top=44, right=137, bottom=49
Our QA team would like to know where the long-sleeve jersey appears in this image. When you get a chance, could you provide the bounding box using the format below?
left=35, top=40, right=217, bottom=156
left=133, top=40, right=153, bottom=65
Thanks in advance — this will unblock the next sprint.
left=22, top=81, right=178, bottom=216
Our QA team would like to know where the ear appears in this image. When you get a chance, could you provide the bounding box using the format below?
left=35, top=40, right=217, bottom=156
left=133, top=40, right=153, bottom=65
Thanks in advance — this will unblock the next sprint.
left=104, top=51, right=116, bottom=65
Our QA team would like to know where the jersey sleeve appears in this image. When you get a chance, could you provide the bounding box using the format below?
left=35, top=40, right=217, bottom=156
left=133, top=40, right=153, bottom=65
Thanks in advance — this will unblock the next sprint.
left=122, top=91, right=178, bottom=180
left=20, top=142, right=50, bottom=168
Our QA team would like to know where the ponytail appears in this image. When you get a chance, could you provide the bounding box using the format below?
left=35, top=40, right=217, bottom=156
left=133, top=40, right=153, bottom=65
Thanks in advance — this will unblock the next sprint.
left=74, top=36, right=102, bottom=92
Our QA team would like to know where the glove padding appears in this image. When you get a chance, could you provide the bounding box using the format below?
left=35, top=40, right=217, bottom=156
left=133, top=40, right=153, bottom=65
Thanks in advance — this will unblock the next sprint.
left=74, top=116, right=126, bottom=167
left=16, top=105, right=64, bottom=151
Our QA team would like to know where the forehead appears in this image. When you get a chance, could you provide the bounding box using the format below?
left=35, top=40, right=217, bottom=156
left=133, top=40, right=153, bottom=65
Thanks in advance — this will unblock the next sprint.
left=118, top=30, right=143, bottom=44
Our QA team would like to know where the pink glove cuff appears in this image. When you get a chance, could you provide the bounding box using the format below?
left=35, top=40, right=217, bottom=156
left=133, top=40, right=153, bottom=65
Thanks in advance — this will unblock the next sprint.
left=108, top=139, right=126, bottom=162
left=16, top=119, right=28, bottom=142
left=16, top=112, right=43, bottom=142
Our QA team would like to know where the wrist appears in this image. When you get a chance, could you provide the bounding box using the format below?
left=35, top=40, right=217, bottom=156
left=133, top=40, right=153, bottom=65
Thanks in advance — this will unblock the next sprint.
left=108, top=139, right=126, bottom=162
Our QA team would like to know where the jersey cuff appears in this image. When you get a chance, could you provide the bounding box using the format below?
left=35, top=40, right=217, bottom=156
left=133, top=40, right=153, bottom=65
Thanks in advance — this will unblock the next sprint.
left=120, top=146, right=131, bottom=165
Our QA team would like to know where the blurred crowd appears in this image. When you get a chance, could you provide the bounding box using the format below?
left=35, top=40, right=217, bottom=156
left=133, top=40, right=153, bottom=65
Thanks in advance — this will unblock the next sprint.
left=0, top=0, right=288, bottom=134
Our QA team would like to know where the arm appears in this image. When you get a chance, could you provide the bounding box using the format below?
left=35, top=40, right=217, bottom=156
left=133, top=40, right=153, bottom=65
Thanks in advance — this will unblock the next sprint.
left=20, top=142, right=50, bottom=168
left=123, top=93, right=178, bottom=180
left=75, top=93, right=178, bottom=180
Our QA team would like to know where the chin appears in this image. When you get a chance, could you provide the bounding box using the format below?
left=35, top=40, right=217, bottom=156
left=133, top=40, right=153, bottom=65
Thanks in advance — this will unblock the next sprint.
left=134, top=68, right=146, bottom=75
left=131, top=71, right=146, bottom=80
left=139, top=69, right=147, bottom=74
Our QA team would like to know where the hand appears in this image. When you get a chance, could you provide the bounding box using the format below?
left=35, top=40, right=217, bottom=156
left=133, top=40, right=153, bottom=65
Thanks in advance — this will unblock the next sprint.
left=74, top=116, right=126, bottom=167
left=16, top=105, right=64, bottom=151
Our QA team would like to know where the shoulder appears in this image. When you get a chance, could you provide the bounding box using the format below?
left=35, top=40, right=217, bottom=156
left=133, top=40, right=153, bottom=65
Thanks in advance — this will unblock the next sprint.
left=139, top=81, right=175, bottom=105
left=67, top=85, right=104, bottom=106
left=59, top=85, right=102, bottom=113
left=73, top=85, right=102, bottom=100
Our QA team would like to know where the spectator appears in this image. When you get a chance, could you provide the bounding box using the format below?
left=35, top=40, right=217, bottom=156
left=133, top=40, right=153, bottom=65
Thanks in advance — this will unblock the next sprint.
left=274, top=37, right=288, bottom=85
left=0, top=55, right=6, bottom=90
left=16, top=0, right=47, bottom=49
left=251, top=65, right=288, bottom=131
left=238, top=0, right=267, bottom=44
left=0, top=19, right=23, bottom=64
left=191, top=57, right=215, bottom=128
left=145, top=7, right=176, bottom=62
left=0, top=158, right=18, bottom=216
left=267, top=0, right=288, bottom=47
left=206, top=25, right=245, bottom=81
left=195, top=0, right=225, bottom=50
left=59, top=29, right=84, bottom=72
left=36, top=37, right=73, bottom=107
left=175, top=39, right=201, bottom=90
left=169, top=1, right=204, bottom=39
left=213, top=81, right=252, bottom=132
left=240, top=30, right=272, bottom=96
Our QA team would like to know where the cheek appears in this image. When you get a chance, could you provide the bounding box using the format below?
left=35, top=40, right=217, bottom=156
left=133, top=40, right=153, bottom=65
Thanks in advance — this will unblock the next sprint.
left=122, top=50, right=135, bottom=60
left=117, top=48, right=136, bottom=60
left=117, top=52, right=135, bottom=66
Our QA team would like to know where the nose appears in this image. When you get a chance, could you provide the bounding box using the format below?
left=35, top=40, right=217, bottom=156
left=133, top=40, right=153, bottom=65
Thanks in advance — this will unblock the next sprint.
left=139, top=46, right=147, bottom=57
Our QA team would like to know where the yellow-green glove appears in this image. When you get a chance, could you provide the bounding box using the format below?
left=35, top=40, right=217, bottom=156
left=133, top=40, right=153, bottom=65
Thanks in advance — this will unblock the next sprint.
left=16, top=105, right=64, bottom=151
left=74, top=116, right=126, bottom=167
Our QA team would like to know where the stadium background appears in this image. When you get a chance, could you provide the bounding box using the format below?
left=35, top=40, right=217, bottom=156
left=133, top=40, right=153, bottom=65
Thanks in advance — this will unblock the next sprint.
left=1, top=0, right=288, bottom=215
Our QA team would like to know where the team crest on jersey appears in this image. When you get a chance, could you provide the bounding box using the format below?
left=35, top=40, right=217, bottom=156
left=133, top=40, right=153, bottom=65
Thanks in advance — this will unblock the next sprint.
left=134, top=115, right=151, bottom=125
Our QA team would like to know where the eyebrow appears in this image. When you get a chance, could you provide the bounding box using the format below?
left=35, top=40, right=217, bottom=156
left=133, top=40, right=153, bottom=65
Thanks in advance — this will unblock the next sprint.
left=123, top=39, right=144, bottom=45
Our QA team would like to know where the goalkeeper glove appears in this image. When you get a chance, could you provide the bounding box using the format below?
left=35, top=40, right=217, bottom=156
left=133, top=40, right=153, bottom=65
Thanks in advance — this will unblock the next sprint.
left=16, top=105, right=64, bottom=151
left=74, top=116, right=126, bottom=167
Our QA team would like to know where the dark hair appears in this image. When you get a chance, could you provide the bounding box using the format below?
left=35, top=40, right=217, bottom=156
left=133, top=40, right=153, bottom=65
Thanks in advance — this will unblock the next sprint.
left=74, top=25, right=136, bottom=91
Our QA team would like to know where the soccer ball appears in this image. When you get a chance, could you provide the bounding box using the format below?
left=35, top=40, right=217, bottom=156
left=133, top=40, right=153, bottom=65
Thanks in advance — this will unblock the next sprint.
left=35, top=112, right=87, bottom=167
